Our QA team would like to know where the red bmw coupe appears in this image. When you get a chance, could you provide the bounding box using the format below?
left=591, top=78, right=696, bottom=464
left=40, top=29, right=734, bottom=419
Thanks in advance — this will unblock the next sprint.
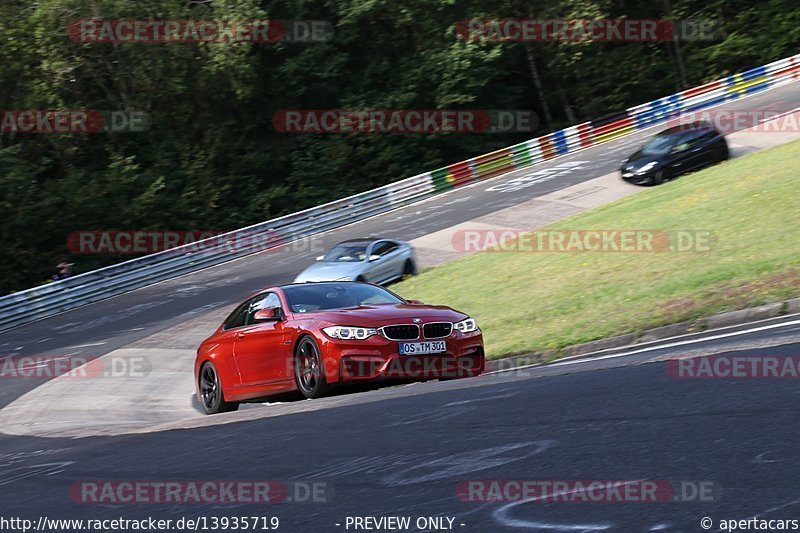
left=195, top=282, right=485, bottom=414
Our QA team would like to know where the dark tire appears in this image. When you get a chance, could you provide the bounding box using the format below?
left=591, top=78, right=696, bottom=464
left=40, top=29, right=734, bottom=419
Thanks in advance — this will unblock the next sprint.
left=199, top=361, right=239, bottom=415
left=355, top=275, right=366, bottom=282
left=403, top=259, right=417, bottom=277
left=718, top=146, right=729, bottom=162
left=653, top=169, right=665, bottom=185
left=294, top=336, right=329, bottom=399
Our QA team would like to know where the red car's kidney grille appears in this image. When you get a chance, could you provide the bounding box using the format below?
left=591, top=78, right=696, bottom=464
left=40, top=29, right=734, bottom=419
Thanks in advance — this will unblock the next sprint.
left=423, top=322, right=453, bottom=339
left=381, top=324, right=420, bottom=340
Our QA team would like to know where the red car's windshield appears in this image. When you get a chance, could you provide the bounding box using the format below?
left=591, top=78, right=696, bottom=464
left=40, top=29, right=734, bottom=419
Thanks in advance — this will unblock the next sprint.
left=283, top=283, right=403, bottom=313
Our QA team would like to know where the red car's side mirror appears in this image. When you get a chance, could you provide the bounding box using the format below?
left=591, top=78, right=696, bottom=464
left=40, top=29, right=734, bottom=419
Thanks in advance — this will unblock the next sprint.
left=253, top=307, right=282, bottom=322
left=406, top=299, right=423, bottom=305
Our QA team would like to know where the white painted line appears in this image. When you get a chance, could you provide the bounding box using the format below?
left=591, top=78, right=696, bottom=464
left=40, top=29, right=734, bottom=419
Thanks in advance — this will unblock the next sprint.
left=17, top=356, right=73, bottom=371
left=489, top=317, right=800, bottom=375
left=547, top=311, right=800, bottom=364
left=66, top=342, right=107, bottom=348
left=492, top=481, right=645, bottom=530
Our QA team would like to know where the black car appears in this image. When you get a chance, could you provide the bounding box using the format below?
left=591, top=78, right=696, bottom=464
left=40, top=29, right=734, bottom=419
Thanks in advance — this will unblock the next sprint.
left=621, top=122, right=729, bottom=185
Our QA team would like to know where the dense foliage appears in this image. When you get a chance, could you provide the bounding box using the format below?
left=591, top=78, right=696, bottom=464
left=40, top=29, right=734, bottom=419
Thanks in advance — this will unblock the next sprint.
left=1, top=0, right=797, bottom=292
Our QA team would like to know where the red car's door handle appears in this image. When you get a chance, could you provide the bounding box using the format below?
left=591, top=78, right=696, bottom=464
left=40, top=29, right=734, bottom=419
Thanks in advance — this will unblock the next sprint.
left=236, top=332, right=246, bottom=340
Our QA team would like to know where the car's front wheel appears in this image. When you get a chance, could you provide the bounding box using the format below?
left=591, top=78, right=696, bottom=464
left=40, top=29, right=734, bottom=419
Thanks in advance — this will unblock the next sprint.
left=294, top=336, right=329, bottom=399
left=199, top=361, right=239, bottom=415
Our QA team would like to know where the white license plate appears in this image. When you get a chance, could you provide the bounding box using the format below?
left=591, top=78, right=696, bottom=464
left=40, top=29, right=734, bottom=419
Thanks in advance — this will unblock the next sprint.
left=399, top=341, right=446, bottom=355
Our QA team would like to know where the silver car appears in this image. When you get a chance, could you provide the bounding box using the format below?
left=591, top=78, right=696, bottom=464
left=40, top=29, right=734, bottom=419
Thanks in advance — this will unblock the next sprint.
left=294, top=238, right=417, bottom=284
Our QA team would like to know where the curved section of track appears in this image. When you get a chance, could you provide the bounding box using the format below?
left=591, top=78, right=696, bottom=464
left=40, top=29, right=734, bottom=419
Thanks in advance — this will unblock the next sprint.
left=0, top=82, right=796, bottom=436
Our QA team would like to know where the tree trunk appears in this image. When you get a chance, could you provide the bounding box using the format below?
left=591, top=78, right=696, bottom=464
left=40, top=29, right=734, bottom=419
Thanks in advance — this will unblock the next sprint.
left=559, top=89, right=577, bottom=123
left=524, top=44, right=553, bottom=125
left=662, top=0, right=688, bottom=89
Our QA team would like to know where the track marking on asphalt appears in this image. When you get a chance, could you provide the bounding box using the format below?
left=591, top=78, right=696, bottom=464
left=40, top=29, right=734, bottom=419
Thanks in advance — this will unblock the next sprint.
left=492, top=480, right=646, bottom=530
left=443, top=392, right=518, bottom=407
left=486, top=161, right=590, bottom=193
left=489, top=317, right=800, bottom=375
left=732, top=499, right=800, bottom=532
left=382, top=441, right=556, bottom=486
left=0, top=449, right=70, bottom=467
left=15, top=356, right=73, bottom=371
left=760, top=499, right=800, bottom=515
left=67, top=342, right=107, bottom=348
left=752, top=452, right=783, bottom=464
left=51, top=322, right=80, bottom=331
left=385, top=406, right=476, bottom=427
left=183, top=301, right=227, bottom=317
left=443, top=196, right=472, bottom=205
left=0, top=462, right=75, bottom=486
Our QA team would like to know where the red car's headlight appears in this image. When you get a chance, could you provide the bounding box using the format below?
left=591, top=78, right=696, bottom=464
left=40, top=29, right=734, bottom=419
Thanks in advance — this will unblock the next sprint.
left=453, top=317, right=479, bottom=333
left=322, top=326, right=379, bottom=340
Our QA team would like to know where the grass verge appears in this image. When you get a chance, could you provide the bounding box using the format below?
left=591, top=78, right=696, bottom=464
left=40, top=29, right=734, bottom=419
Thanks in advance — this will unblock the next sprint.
left=394, top=140, right=800, bottom=359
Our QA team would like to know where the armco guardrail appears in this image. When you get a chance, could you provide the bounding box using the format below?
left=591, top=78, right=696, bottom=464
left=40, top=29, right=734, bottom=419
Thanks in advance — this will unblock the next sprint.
left=1, top=54, right=798, bottom=332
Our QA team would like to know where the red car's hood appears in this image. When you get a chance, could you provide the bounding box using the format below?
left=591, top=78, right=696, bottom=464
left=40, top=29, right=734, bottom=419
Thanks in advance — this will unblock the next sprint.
left=291, top=303, right=468, bottom=326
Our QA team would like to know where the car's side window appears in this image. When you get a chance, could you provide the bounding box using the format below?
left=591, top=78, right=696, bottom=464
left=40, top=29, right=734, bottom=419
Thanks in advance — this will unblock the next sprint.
left=222, top=301, right=250, bottom=331
left=245, top=292, right=281, bottom=325
left=687, top=130, right=712, bottom=146
left=672, top=136, right=692, bottom=153
left=382, top=241, right=399, bottom=255
left=371, top=241, right=397, bottom=257
left=698, top=131, right=717, bottom=142
left=369, top=241, right=387, bottom=258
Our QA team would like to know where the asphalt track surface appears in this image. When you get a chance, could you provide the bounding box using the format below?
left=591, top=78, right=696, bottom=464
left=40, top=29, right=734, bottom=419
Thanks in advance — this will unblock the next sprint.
left=1, top=321, right=800, bottom=532
left=0, top=81, right=799, bottom=531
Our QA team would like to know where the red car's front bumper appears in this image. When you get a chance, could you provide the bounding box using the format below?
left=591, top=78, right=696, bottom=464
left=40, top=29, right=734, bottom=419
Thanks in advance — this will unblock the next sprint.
left=320, top=330, right=485, bottom=382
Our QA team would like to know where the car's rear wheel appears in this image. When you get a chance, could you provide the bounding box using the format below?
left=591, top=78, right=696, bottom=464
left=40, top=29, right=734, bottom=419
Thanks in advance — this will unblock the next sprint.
left=294, top=336, right=329, bottom=399
left=199, top=361, right=239, bottom=415
left=403, top=259, right=417, bottom=277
